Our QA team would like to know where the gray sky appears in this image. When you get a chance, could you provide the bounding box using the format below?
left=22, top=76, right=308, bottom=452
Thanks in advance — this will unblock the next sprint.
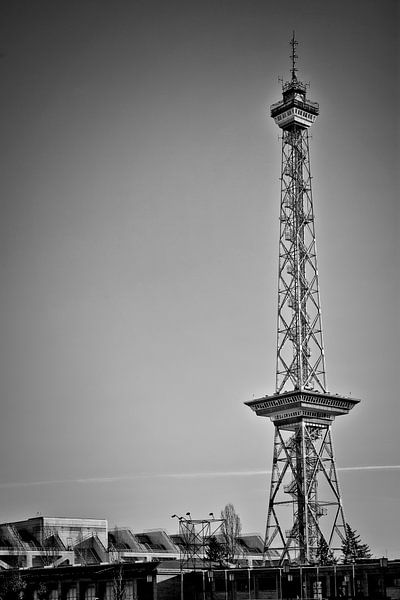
left=0, top=0, right=398, bottom=557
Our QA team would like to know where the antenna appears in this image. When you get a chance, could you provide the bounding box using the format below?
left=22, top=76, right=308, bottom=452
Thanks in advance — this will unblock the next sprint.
left=290, top=31, right=299, bottom=81
left=245, top=36, right=360, bottom=565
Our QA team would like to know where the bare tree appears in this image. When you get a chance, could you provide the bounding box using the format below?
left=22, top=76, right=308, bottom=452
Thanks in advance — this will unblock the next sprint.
left=112, top=564, right=126, bottom=600
left=0, top=571, right=26, bottom=600
left=36, top=582, right=48, bottom=600
left=39, top=527, right=60, bottom=566
left=75, top=531, right=87, bottom=566
left=220, top=503, right=242, bottom=564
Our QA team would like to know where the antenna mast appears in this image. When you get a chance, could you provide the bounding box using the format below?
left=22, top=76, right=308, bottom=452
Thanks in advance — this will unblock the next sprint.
left=246, top=36, right=359, bottom=565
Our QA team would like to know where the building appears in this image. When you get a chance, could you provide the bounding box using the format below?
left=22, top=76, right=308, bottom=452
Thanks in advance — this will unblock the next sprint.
left=1, top=557, right=400, bottom=600
left=0, top=516, right=265, bottom=570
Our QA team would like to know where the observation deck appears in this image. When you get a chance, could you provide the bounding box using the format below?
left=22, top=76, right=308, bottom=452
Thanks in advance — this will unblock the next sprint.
left=245, top=389, right=359, bottom=428
left=270, top=78, right=319, bottom=130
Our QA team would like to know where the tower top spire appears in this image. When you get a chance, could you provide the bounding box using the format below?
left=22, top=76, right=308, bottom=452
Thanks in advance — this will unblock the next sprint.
left=290, top=31, right=299, bottom=82
left=271, top=34, right=318, bottom=130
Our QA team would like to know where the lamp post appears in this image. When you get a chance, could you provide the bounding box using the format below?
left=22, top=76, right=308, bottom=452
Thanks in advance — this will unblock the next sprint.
left=300, top=566, right=303, bottom=600
left=380, top=557, right=388, bottom=599
left=283, top=560, right=290, bottom=600
left=333, top=563, right=337, bottom=599
left=207, top=570, right=214, bottom=600
left=228, top=572, right=234, bottom=600
left=315, top=561, right=322, bottom=600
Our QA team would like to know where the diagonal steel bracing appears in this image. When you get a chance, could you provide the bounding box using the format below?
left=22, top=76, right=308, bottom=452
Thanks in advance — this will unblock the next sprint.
left=245, top=34, right=359, bottom=567
left=276, top=126, right=326, bottom=394
left=264, top=422, right=347, bottom=564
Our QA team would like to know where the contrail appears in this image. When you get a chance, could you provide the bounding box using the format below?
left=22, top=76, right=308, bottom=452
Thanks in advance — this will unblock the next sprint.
left=0, top=471, right=267, bottom=488
left=338, top=465, right=400, bottom=472
left=0, top=465, right=398, bottom=489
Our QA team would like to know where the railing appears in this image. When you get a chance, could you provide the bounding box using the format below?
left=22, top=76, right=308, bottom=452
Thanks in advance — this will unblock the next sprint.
left=271, top=98, right=320, bottom=114
left=0, top=546, right=73, bottom=553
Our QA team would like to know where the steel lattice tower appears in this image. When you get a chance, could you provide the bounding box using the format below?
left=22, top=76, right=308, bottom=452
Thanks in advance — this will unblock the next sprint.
left=246, top=35, right=359, bottom=565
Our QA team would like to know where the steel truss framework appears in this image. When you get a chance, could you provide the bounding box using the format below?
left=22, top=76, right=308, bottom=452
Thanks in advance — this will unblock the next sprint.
left=247, top=34, right=359, bottom=567
left=174, top=516, right=224, bottom=570
left=276, top=127, right=326, bottom=394
left=265, top=421, right=346, bottom=564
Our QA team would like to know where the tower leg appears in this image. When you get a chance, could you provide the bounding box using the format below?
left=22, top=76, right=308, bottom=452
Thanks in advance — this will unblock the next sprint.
left=264, top=421, right=347, bottom=564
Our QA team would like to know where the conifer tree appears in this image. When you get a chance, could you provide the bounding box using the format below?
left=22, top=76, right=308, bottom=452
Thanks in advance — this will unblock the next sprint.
left=205, top=536, right=225, bottom=565
left=341, top=523, right=372, bottom=563
left=316, top=535, right=335, bottom=565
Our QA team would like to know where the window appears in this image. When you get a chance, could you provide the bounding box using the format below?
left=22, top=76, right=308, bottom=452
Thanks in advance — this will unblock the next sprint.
left=105, top=582, right=113, bottom=600
left=85, top=586, right=96, bottom=600
left=125, top=582, right=134, bottom=600
left=66, top=587, right=77, bottom=600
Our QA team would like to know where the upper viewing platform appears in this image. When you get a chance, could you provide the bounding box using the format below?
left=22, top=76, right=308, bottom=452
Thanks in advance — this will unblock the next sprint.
left=245, top=389, right=359, bottom=428
left=270, top=34, right=319, bottom=130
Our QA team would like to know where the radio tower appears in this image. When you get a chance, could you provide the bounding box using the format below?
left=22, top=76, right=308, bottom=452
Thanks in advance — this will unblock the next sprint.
left=245, top=34, right=359, bottom=565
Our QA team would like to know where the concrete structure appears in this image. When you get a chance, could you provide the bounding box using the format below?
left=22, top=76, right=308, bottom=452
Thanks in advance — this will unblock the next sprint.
left=0, top=517, right=108, bottom=569
left=0, top=516, right=265, bottom=570
left=1, top=558, right=399, bottom=600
